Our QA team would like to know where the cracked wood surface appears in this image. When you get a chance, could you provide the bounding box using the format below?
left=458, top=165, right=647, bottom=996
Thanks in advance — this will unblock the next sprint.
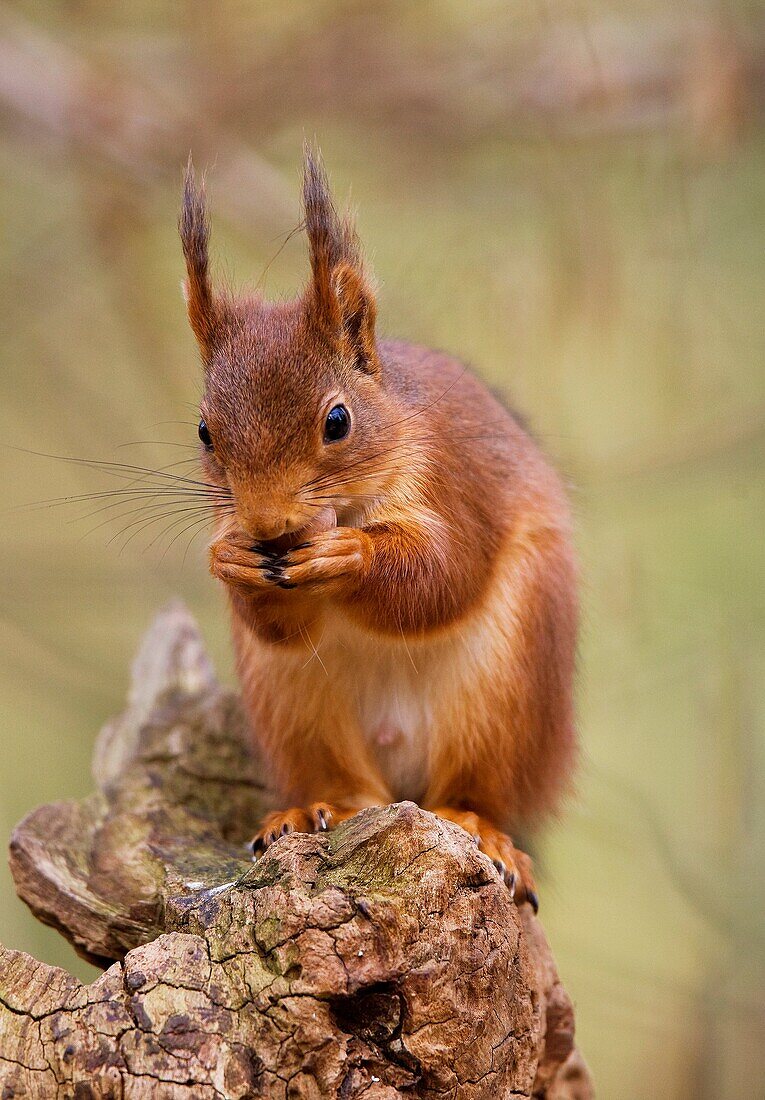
left=1, top=603, right=593, bottom=1098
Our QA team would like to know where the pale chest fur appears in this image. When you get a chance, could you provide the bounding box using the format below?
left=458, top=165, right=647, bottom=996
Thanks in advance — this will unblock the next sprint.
left=317, top=611, right=443, bottom=801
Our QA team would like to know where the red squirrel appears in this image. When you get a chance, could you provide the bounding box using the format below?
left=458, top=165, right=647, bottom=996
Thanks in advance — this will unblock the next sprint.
left=180, top=148, right=578, bottom=909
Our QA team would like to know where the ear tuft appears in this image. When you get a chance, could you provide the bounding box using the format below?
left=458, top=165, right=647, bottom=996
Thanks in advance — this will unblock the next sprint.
left=179, top=157, right=218, bottom=358
left=302, top=143, right=377, bottom=370
left=302, top=143, right=360, bottom=299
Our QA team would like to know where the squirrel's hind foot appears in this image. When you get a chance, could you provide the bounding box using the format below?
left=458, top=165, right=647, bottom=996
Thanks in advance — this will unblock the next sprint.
left=249, top=803, right=356, bottom=854
left=428, top=807, right=539, bottom=912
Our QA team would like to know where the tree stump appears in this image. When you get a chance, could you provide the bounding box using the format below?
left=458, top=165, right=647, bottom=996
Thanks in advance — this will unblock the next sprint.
left=1, top=604, right=593, bottom=1099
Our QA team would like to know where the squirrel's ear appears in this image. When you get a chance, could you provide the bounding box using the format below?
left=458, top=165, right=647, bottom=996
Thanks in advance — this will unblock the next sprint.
left=302, top=144, right=379, bottom=373
left=179, top=158, right=218, bottom=361
left=332, top=262, right=379, bottom=374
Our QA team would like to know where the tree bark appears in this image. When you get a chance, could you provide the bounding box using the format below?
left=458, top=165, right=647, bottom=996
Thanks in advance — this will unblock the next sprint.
left=1, top=603, right=592, bottom=1099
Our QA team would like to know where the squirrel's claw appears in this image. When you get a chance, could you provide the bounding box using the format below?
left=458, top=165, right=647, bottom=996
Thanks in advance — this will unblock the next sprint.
left=249, top=803, right=354, bottom=858
left=428, top=807, right=538, bottom=910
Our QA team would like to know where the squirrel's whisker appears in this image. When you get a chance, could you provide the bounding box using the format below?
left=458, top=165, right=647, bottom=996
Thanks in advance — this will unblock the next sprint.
left=113, top=503, right=222, bottom=555
left=78, top=497, right=222, bottom=539
left=145, top=508, right=214, bottom=555
left=19, top=484, right=232, bottom=514
left=106, top=501, right=227, bottom=548
left=115, top=441, right=200, bottom=451
left=303, top=435, right=439, bottom=491
left=163, top=511, right=224, bottom=562
left=13, top=446, right=225, bottom=491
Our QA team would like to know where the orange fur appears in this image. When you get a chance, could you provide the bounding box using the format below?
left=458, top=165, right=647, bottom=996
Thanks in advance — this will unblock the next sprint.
left=180, top=146, right=578, bottom=907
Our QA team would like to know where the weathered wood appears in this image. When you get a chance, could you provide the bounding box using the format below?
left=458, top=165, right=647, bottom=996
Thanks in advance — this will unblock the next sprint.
left=1, top=604, right=592, bottom=1098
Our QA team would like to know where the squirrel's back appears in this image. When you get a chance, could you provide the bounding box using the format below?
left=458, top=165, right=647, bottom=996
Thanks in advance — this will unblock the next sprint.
left=379, top=336, right=573, bottom=558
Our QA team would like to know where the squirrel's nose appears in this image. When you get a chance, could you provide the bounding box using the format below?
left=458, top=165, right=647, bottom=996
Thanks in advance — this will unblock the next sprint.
left=239, top=511, right=301, bottom=543
left=241, top=518, right=287, bottom=542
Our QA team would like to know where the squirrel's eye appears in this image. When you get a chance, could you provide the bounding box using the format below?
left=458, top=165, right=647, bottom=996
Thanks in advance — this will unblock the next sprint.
left=324, top=404, right=351, bottom=443
left=198, top=418, right=213, bottom=449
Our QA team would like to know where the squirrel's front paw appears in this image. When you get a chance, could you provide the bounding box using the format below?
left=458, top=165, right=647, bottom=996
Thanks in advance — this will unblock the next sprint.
left=210, top=532, right=285, bottom=593
left=274, top=527, right=372, bottom=593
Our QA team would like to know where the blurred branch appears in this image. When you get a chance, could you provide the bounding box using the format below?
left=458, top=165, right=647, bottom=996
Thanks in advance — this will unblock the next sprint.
left=0, top=7, right=294, bottom=235
left=0, top=4, right=761, bottom=259
left=175, top=4, right=763, bottom=146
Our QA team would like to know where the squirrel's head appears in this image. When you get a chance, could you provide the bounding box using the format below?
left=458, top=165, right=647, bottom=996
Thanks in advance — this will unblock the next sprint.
left=180, top=147, right=399, bottom=546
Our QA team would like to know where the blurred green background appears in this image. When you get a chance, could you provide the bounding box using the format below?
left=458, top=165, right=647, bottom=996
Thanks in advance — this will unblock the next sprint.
left=1, top=1, right=764, bottom=1095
